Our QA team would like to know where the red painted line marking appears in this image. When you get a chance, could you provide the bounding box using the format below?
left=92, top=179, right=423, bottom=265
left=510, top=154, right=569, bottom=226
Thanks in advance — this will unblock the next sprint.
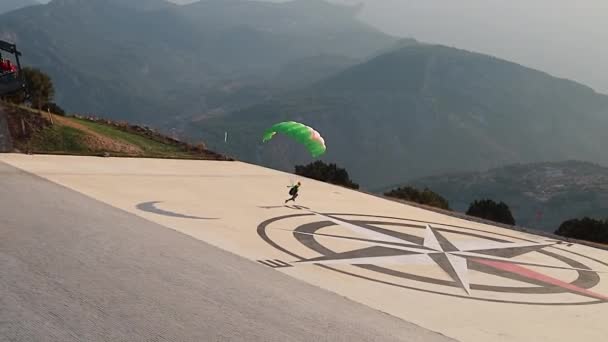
left=471, top=258, right=608, bottom=301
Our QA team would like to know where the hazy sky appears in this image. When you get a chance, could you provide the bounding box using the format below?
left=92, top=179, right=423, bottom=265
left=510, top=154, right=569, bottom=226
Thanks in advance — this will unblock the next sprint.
left=334, top=0, right=608, bottom=94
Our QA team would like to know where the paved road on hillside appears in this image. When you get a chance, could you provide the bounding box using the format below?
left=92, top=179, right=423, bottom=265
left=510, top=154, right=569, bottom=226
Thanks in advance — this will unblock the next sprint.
left=0, top=161, right=454, bottom=342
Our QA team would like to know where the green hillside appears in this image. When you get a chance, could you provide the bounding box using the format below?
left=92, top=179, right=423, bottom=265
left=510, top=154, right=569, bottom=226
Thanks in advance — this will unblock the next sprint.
left=399, top=161, right=608, bottom=233
left=187, top=44, right=608, bottom=188
left=1, top=103, right=229, bottom=160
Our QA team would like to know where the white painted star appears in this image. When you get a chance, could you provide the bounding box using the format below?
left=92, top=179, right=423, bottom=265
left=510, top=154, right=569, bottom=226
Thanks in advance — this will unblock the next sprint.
left=285, top=212, right=606, bottom=297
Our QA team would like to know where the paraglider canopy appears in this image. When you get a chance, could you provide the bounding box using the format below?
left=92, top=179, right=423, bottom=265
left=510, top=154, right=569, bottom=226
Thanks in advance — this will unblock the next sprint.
left=262, top=121, right=326, bottom=158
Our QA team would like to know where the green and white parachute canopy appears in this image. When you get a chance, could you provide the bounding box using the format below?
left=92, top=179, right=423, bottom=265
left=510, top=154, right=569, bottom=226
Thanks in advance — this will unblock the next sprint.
left=262, top=121, right=326, bottom=158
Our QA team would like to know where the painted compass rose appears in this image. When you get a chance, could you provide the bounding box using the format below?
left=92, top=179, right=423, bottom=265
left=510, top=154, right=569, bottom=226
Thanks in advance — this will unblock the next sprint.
left=258, top=207, right=608, bottom=305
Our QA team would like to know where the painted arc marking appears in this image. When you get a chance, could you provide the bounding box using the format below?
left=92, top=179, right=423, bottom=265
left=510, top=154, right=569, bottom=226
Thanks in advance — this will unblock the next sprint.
left=455, top=252, right=608, bottom=273
left=271, top=227, right=433, bottom=253
left=311, top=211, right=415, bottom=246
left=472, top=258, right=608, bottom=301
left=297, top=253, right=436, bottom=266
left=456, top=241, right=555, bottom=252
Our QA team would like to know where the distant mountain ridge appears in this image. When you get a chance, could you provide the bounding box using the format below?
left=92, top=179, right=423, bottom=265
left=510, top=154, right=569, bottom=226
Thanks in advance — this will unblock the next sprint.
left=0, top=0, right=39, bottom=15
left=400, top=160, right=608, bottom=233
left=187, top=44, right=608, bottom=188
left=0, top=0, right=397, bottom=125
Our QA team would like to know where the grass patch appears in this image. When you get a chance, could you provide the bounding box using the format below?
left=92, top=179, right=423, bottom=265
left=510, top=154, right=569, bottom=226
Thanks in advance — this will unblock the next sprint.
left=28, top=125, right=90, bottom=153
left=71, top=118, right=182, bottom=154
